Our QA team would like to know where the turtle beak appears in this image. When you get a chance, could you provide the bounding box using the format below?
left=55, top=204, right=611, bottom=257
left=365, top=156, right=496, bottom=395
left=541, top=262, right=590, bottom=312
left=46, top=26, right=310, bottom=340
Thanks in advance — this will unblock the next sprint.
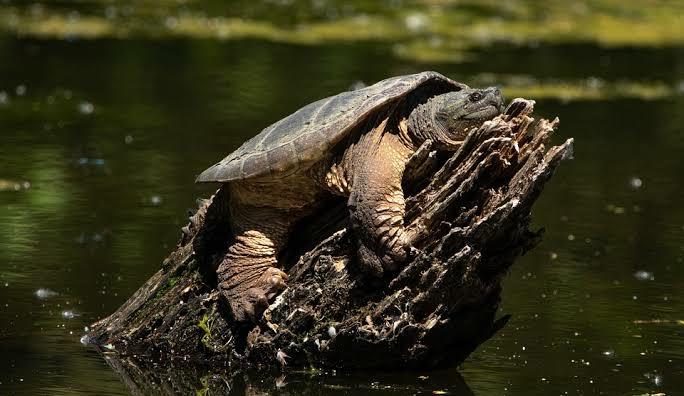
left=490, top=87, right=505, bottom=113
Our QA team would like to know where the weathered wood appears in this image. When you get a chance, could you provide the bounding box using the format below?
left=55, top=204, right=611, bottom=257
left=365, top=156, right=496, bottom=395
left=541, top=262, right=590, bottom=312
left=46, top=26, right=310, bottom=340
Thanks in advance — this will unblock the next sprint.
left=84, top=98, right=573, bottom=372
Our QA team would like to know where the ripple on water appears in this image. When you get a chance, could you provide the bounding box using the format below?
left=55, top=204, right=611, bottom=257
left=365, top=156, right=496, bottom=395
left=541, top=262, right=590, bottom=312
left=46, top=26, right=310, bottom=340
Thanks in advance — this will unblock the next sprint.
left=634, top=271, right=654, bottom=281
left=78, top=101, right=94, bottom=114
left=644, top=372, right=664, bottom=387
left=0, top=180, right=31, bottom=191
left=34, top=288, right=58, bottom=299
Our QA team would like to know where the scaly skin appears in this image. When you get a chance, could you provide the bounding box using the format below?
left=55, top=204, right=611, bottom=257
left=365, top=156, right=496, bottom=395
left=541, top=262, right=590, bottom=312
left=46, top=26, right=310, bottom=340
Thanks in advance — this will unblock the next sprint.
left=216, top=87, right=504, bottom=322
left=218, top=173, right=323, bottom=322
left=327, top=117, right=415, bottom=275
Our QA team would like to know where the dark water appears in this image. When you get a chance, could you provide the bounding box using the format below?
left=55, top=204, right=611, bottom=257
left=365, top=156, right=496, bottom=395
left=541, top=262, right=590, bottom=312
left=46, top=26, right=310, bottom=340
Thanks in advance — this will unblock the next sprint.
left=1, top=34, right=683, bottom=395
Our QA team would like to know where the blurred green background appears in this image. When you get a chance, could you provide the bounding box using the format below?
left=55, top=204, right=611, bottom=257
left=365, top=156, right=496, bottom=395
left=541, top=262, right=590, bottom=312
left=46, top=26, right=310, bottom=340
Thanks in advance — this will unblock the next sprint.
left=0, top=0, right=682, bottom=394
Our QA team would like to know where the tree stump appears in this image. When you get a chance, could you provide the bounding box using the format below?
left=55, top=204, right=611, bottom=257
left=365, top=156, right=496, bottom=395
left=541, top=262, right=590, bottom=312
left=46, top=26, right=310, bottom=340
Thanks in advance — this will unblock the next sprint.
left=85, top=98, right=573, bottom=372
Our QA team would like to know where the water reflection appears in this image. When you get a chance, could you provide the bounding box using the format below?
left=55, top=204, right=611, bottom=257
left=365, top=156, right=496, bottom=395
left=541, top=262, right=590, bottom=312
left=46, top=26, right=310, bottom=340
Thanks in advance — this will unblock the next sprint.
left=101, top=355, right=476, bottom=396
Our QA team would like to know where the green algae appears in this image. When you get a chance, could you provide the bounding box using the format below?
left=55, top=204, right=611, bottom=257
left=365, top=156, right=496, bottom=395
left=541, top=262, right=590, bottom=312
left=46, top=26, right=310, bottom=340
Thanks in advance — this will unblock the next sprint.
left=1, top=1, right=682, bottom=53
left=2, top=1, right=679, bottom=102
left=198, top=313, right=213, bottom=349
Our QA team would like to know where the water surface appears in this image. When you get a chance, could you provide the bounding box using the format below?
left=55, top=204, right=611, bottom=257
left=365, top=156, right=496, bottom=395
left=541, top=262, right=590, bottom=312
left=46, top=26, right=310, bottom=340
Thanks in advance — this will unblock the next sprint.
left=1, top=3, right=683, bottom=395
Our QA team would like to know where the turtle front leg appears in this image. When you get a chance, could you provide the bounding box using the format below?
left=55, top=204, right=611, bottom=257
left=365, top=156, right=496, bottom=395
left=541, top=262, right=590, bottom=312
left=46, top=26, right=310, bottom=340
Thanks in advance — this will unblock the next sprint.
left=348, top=132, right=414, bottom=276
left=217, top=204, right=290, bottom=322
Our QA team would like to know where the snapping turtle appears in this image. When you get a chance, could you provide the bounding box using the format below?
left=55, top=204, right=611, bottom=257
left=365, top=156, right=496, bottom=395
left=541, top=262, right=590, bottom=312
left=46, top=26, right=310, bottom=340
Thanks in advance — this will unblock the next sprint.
left=197, top=71, right=504, bottom=322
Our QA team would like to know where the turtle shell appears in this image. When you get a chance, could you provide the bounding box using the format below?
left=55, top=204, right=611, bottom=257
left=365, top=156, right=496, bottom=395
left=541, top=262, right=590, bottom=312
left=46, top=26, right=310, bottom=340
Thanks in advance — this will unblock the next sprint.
left=196, top=71, right=467, bottom=183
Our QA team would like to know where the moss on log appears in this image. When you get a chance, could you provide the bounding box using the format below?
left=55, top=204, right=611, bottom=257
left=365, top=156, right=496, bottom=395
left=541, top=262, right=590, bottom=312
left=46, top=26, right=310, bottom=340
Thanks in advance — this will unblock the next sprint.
left=85, top=98, right=573, bottom=372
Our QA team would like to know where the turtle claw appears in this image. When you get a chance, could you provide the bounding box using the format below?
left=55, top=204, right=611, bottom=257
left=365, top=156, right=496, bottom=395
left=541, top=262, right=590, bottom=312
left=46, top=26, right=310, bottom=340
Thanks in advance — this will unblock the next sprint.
left=225, top=288, right=268, bottom=323
left=356, top=240, right=410, bottom=277
left=222, top=266, right=289, bottom=323
left=263, top=267, right=288, bottom=299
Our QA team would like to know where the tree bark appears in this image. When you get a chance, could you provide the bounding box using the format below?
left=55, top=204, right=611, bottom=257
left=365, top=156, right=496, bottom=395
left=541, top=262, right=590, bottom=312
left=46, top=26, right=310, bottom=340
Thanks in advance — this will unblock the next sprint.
left=85, top=98, right=573, bottom=372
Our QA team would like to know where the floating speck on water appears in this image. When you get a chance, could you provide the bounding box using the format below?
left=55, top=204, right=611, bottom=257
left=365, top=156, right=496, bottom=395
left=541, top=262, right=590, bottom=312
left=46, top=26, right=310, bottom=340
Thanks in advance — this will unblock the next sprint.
left=644, top=372, right=663, bottom=387
left=78, top=101, right=94, bottom=114
left=0, top=91, right=8, bottom=104
left=124, top=134, right=134, bottom=144
left=602, top=349, right=615, bottom=358
left=61, top=310, right=77, bottom=319
left=15, top=85, right=26, bottom=96
left=404, top=13, right=428, bottom=31
left=35, top=288, right=58, bottom=299
left=606, top=204, right=625, bottom=214
left=104, top=5, right=117, bottom=20
left=165, top=16, right=179, bottom=30
left=150, top=195, right=163, bottom=206
left=634, top=270, right=654, bottom=281
left=429, top=36, right=443, bottom=48
left=586, top=76, right=604, bottom=90
left=629, top=177, right=643, bottom=189
left=68, top=10, right=80, bottom=23
left=654, top=375, right=663, bottom=386
left=567, top=234, right=575, bottom=241
left=4, top=282, right=8, bottom=287
left=77, top=157, right=105, bottom=166
left=29, top=3, right=44, bottom=17
left=550, top=252, right=558, bottom=260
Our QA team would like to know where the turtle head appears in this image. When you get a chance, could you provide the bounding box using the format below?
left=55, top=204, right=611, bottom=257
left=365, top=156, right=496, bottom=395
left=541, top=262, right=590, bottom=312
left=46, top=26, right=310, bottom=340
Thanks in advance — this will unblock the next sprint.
left=410, top=87, right=504, bottom=149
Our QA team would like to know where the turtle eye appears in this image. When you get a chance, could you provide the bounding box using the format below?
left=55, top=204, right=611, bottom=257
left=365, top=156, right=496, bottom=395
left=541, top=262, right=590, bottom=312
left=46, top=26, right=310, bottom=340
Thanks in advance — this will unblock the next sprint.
left=469, top=92, right=483, bottom=102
